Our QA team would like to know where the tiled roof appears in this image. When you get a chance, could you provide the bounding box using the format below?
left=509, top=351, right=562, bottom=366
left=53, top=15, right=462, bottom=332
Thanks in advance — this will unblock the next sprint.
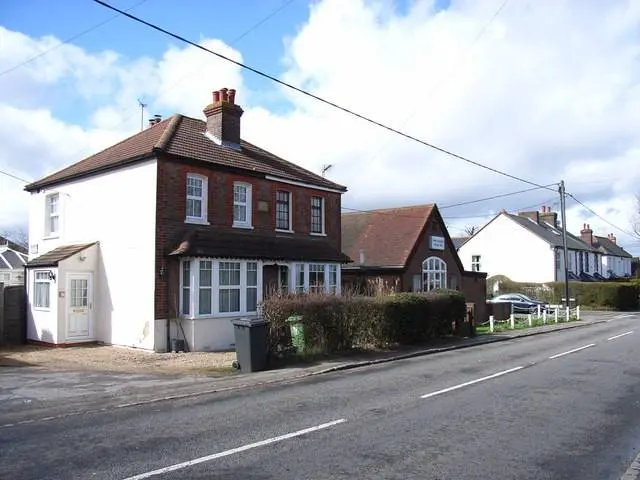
left=593, top=235, right=633, bottom=258
left=0, top=249, right=27, bottom=269
left=27, top=243, right=96, bottom=267
left=452, top=237, right=469, bottom=249
left=341, top=205, right=434, bottom=268
left=25, top=114, right=346, bottom=192
left=168, top=228, right=351, bottom=264
left=505, top=213, right=597, bottom=252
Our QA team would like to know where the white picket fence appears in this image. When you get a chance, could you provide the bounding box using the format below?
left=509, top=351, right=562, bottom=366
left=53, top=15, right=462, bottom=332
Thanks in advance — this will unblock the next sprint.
left=484, top=305, right=581, bottom=333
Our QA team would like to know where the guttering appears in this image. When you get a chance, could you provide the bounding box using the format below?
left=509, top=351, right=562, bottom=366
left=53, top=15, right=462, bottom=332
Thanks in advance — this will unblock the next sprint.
left=264, top=175, right=346, bottom=194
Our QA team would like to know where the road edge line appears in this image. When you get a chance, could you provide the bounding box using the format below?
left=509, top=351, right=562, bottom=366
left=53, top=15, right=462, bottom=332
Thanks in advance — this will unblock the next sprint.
left=621, top=450, right=640, bottom=480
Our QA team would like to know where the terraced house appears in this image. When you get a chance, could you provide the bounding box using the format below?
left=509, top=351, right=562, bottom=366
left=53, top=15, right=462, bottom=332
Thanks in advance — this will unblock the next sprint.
left=24, top=88, right=350, bottom=352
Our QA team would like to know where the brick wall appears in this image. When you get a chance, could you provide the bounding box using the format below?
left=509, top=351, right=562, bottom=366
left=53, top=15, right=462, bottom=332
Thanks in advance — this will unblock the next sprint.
left=154, top=154, right=343, bottom=320
left=0, top=284, right=26, bottom=345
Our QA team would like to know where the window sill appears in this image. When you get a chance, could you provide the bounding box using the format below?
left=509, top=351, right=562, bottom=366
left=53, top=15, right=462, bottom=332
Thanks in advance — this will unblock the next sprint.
left=310, top=232, right=326, bottom=237
left=43, top=235, right=59, bottom=240
left=183, top=312, right=259, bottom=320
left=185, top=218, right=210, bottom=226
left=233, top=223, right=254, bottom=230
left=33, top=307, right=51, bottom=312
left=275, top=228, right=295, bottom=234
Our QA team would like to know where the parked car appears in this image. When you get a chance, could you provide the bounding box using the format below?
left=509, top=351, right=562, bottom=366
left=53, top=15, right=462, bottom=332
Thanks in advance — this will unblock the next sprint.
left=489, top=293, right=549, bottom=314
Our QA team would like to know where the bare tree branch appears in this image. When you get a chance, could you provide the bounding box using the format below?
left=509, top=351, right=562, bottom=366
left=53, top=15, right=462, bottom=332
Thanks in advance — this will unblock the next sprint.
left=464, top=225, right=479, bottom=236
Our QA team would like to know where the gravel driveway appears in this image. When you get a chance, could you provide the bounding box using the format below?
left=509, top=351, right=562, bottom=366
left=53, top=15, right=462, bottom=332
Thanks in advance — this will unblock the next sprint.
left=0, top=345, right=236, bottom=375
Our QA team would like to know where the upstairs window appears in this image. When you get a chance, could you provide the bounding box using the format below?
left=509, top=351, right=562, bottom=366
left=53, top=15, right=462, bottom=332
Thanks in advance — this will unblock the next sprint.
left=471, top=255, right=481, bottom=272
left=310, top=196, right=325, bottom=234
left=45, top=193, right=60, bottom=236
left=233, top=183, right=252, bottom=228
left=276, top=191, right=292, bottom=231
left=186, top=174, right=208, bottom=223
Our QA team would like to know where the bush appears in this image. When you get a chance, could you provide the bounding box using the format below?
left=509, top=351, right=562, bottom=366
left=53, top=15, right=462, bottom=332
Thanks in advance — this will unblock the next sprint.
left=261, top=290, right=466, bottom=356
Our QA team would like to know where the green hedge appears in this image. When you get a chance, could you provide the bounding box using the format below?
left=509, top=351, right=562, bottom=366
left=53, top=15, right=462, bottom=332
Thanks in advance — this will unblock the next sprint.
left=491, top=278, right=639, bottom=311
left=262, top=291, right=467, bottom=356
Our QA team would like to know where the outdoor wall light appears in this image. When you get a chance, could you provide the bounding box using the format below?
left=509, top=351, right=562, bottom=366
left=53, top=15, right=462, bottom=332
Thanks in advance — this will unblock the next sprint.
left=46, top=270, right=56, bottom=282
left=159, top=265, right=166, bottom=279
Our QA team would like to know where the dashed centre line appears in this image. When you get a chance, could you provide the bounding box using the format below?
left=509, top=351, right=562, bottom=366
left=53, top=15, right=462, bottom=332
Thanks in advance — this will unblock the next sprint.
left=121, top=418, right=348, bottom=479
left=608, top=331, right=634, bottom=341
left=420, top=366, right=524, bottom=399
left=548, top=344, right=595, bottom=360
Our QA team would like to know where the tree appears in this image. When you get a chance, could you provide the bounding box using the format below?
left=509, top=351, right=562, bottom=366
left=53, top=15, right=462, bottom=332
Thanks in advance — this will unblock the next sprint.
left=0, top=226, right=28, bottom=248
left=464, top=225, right=479, bottom=236
left=634, top=194, right=640, bottom=239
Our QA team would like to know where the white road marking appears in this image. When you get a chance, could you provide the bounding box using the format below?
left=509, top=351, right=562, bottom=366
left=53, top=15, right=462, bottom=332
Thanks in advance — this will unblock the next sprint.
left=121, top=418, right=347, bottom=480
left=608, top=331, right=634, bottom=341
left=420, top=366, right=524, bottom=399
left=621, top=449, right=640, bottom=480
left=548, top=344, right=595, bottom=359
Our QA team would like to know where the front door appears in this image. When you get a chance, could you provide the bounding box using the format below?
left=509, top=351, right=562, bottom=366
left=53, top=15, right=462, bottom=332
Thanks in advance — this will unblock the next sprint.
left=67, top=273, right=92, bottom=339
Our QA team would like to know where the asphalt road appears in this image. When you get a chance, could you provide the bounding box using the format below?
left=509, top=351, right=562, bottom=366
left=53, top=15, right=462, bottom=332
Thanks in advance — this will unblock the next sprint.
left=1, top=313, right=639, bottom=480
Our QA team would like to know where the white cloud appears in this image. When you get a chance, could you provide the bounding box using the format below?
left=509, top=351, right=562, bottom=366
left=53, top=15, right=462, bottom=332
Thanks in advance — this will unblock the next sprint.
left=1, top=0, right=640, bottom=254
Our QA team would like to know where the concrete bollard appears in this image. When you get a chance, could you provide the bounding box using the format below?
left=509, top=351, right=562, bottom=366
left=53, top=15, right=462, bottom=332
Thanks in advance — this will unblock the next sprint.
left=543, top=310, right=547, bottom=324
left=554, top=308, right=559, bottom=323
left=576, top=305, right=580, bottom=320
left=510, top=314, right=515, bottom=329
left=537, top=305, right=541, bottom=317
left=528, top=314, right=532, bottom=327
left=489, top=315, right=494, bottom=333
left=565, top=307, right=570, bottom=321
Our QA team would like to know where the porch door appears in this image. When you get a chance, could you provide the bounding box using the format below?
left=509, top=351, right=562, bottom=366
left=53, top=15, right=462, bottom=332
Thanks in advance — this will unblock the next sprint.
left=67, top=273, right=92, bottom=338
left=278, top=265, right=289, bottom=294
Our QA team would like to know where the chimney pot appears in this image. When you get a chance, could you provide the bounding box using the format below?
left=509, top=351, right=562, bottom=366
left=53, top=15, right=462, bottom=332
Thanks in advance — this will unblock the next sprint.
left=203, top=87, right=244, bottom=148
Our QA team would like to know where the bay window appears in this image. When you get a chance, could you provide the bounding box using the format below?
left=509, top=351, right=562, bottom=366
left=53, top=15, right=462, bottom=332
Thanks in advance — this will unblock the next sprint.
left=309, top=264, right=325, bottom=293
left=180, top=259, right=263, bottom=317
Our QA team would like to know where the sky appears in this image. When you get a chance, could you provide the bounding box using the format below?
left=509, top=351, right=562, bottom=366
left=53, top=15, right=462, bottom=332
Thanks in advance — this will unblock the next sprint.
left=1, top=0, right=639, bottom=255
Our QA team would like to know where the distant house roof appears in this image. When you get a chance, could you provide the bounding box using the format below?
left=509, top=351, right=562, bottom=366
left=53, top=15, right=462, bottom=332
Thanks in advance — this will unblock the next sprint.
left=341, top=204, right=436, bottom=268
left=0, top=235, right=27, bottom=255
left=503, top=213, right=597, bottom=252
left=168, top=228, right=350, bottom=263
left=0, top=248, right=28, bottom=270
left=452, top=237, right=470, bottom=249
left=593, top=235, right=633, bottom=258
left=27, top=243, right=96, bottom=268
left=25, top=115, right=346, bottom=193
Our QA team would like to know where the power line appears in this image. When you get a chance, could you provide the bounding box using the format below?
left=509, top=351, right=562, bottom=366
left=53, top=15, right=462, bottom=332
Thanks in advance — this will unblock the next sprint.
left=31, top=0, right=298, bottom=180
left=440, top=184, right=556, bottom=209
left=442, top=196, right=558, bottom=220
left=92, top=0, right=556, bottom=192
left=567, top=193, right=636, bottom=238
left=364, top=0, right=511, bottom=166
left=0, top=0, right=151, bottom=78
left=0, top=169, right=30, bottom=183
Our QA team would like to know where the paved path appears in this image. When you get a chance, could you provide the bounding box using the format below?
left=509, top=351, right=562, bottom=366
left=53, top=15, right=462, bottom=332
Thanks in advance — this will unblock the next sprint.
left=1, top=312, right=638, bottom=479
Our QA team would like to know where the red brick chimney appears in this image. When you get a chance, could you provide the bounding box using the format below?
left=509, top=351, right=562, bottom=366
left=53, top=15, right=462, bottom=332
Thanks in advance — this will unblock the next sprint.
left=608, top=233, right=617, bottom=244
left=580, top=223, right=593, bottom=246
left=203, top=88, right=243, bottom=149
left=539, top=205, right=559, bottom=228
left=518, top=210, right=540, bottom=223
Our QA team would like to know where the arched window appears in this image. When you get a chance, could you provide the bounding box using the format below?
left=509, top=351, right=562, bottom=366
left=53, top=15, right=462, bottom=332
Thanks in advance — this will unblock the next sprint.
left=422, top=257, right=447, bottom=291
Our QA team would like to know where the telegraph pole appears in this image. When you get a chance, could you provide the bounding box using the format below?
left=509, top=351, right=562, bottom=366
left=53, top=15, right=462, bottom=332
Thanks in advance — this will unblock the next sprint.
left=559, top=180, right=571, bottom=307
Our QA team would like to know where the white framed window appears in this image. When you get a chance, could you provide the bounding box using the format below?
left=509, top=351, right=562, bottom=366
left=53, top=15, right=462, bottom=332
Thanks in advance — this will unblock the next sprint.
left=294, top=263, right=305, bottom=293
left=198, top=260, right=213, bottom=315
left=181, top=260, right=191, bottom=315
left=309, top=264, right=325, bottom=293
left=34, top=271, right=52, bottom=309
left=219, top=261, right=241, bottom=313
left=45, top=193, right=60, bottom=237
left=276, top=190, right=292, bottom=231
left=328, top=265, right=338, bottom=294
left=422, top=257, right=447, bottom=291
left=1, top=273, right=11, bottom=284
left=246, top=262, right=258, bottom=312
left=186, top=173, right=208, bottom=224
left=233, top=182, right=252, bottom=228
left=471, top=255, right=481, bottom=272
left=310, top=196, right=325, bottom=235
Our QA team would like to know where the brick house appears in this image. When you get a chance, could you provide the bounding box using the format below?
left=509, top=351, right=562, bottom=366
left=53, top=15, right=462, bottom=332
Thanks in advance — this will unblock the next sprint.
left=24, top=87, right=350, bottom=352
left=341, top=204, right=488, bottom=323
